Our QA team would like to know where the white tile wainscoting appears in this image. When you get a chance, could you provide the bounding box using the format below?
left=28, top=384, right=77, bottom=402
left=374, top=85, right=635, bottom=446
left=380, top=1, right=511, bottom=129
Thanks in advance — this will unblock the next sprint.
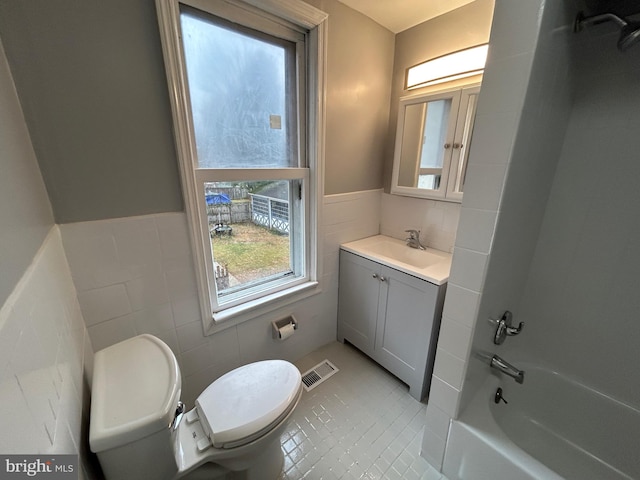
left=60, top=190, right=383, bottom=407
left=0, top=227, right=95, bottom=478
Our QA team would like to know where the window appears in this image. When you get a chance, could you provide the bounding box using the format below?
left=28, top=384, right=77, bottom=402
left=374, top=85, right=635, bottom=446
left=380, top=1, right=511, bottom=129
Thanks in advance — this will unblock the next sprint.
left=156, top=0, right=327, bottom=327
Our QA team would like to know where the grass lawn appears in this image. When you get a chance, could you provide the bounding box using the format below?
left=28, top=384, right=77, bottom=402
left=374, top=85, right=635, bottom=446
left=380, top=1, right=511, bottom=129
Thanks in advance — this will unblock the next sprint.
left=211, top=223, right=290, bottom=284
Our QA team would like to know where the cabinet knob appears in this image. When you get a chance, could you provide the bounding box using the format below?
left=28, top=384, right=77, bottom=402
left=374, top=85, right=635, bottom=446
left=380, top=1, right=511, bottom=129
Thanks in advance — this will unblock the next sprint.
left=372, top=273, right=378, bottom=279
left=444, top=143, right=451, bottom=149
left=379, top=276, right=386, bottom=282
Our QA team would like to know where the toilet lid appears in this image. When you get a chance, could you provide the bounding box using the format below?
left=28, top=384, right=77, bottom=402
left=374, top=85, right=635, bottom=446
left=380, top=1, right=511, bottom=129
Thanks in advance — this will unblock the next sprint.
left=195, top=360, right=301, bottom=448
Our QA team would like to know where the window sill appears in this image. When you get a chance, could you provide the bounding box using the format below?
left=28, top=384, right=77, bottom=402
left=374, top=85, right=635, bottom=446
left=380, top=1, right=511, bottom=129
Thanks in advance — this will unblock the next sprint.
left=205, top=280, right=320, bottom=334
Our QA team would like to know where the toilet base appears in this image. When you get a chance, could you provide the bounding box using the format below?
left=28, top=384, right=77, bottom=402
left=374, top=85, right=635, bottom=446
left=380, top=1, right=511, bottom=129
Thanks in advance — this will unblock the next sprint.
left=225, top=438, right=284, bottom=480
left=179, top=438, right=284, bottom=480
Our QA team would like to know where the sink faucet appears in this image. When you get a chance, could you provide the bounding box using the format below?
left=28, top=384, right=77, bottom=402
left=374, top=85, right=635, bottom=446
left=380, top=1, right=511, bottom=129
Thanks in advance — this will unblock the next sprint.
left=490, top=355, right=525, bottom=384
left=405, top=229, right=426, bottom=250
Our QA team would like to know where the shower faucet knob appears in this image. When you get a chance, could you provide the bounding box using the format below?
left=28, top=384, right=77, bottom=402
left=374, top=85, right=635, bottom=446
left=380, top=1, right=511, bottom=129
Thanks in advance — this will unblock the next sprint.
left=490, top=310, right=524, bottom=345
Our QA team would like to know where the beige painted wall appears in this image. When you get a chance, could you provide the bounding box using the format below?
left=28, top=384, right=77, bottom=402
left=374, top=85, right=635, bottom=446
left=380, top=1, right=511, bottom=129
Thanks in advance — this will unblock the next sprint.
left=384, top=0, right=495, bottom=191
left=304, top=0, right=395, bottom=195
left=0, top=38, right=54, bottom=306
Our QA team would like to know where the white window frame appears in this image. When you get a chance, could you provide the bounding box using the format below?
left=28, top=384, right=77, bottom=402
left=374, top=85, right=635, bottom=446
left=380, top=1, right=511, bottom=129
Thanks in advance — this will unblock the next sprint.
left=155, top=0, right=327, bottom=332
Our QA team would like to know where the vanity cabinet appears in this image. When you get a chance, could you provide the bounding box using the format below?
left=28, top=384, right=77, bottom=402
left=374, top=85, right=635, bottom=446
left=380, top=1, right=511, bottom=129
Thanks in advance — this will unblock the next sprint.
left=337, top=249, right=446, bottom=400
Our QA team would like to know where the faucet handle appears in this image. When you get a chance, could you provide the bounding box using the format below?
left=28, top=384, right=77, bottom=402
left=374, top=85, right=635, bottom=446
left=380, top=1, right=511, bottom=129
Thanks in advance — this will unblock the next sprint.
left=491, top=311, right=524, bottom=345
left=404, top=229, right=419, bottom=238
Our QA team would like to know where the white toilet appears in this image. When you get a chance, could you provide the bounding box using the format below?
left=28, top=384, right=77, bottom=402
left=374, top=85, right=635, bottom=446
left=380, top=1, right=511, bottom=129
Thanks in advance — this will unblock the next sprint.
left=89, top=334, right=302, bottom=480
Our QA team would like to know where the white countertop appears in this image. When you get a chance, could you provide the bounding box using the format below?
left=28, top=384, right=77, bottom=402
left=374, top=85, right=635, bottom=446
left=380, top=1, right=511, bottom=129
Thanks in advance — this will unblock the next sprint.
left=340, top=235, right=452, bottom=285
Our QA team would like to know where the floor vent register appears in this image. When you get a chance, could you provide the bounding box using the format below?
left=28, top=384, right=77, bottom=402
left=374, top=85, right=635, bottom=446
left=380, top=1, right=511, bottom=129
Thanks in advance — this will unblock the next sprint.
left=301, top=360, right=339, bottom=392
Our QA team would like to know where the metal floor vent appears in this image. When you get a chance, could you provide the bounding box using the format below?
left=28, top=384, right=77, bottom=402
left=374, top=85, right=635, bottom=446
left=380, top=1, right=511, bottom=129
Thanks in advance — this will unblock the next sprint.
left=301, top=360, right=339, bottom=391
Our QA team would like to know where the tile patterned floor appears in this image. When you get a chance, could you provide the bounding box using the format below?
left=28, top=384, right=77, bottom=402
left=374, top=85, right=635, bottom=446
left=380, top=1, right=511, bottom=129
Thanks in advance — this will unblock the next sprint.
left=277, top=341, right=446, bottom=480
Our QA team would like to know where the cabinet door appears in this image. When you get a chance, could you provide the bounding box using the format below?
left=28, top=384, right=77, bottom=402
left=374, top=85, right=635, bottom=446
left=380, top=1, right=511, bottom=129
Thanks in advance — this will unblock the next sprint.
left=391, top=89, right=461, bottom=200
left=446, top=85, right=480, bottom=202
left=337, top=251, right=380, bottom=355
left=374, top=266, right=441, bottom=399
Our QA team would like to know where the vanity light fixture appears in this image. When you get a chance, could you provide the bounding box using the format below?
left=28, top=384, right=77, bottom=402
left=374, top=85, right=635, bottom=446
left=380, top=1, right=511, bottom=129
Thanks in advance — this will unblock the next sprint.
left=406, top=44, right=489, bottom=90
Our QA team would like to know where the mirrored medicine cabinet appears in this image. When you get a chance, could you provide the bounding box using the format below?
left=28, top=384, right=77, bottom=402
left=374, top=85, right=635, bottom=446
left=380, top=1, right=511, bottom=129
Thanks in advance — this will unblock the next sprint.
left=391, top=84, right=480, bottom=202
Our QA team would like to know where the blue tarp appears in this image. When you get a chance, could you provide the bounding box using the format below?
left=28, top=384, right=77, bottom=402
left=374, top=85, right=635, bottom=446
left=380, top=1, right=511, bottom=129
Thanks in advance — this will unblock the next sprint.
left=205, top=193, right=231, bottom=205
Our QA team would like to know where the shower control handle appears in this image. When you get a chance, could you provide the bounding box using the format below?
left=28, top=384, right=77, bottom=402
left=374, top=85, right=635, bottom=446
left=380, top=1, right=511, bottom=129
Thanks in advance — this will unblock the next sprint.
left=491, top=310, right=524, bottom=345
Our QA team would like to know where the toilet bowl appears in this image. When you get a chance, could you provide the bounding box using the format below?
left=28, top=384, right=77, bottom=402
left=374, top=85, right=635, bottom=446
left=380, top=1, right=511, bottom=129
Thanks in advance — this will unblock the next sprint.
left=89, top=334, right=302, bottom=480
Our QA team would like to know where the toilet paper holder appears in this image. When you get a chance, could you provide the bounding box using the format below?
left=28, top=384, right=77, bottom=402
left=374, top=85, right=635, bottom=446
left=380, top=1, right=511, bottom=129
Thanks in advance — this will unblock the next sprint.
left=272, top=315, right=298, bottom=339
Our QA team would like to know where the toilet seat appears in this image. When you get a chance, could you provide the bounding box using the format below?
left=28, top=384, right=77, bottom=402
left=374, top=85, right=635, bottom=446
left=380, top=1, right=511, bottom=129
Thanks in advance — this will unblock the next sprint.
left=195, top=360, right=302, bottom=449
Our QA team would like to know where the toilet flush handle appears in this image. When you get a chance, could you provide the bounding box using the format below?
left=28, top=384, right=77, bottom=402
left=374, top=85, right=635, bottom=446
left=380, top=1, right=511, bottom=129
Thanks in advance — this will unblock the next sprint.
left=169, top=401, right=185, bottom=431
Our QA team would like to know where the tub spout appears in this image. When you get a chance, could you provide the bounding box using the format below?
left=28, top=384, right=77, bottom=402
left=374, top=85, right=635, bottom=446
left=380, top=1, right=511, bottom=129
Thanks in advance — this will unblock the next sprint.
left=490, top=355, right=525, bottom=384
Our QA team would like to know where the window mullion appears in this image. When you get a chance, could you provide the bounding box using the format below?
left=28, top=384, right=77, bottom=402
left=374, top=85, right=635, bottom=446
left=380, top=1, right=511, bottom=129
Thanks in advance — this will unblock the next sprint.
left=195, top=168, right=308, bottom=183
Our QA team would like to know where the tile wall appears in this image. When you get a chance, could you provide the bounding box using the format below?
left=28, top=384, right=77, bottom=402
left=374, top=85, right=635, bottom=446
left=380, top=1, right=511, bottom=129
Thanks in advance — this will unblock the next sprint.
left=419, top=0, right=582, bottom=472
left=380, top=193, right=461, bottom=253
left=517, top=10, right=640, bottom=409
left=60, top=189, right=381, bottom=407
left=0, top=227, right=95, bottom=478
left=422, top=0, right=539, bottom=469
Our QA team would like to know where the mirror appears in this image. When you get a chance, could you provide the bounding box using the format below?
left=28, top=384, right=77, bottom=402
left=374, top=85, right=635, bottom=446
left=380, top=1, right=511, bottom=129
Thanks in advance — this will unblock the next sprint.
left=391, top=84, right=480, bottom=201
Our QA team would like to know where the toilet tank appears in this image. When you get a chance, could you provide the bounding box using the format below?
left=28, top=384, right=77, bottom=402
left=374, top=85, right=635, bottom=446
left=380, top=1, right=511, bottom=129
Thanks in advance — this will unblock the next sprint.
left=89, top=334, right=182, bottom=480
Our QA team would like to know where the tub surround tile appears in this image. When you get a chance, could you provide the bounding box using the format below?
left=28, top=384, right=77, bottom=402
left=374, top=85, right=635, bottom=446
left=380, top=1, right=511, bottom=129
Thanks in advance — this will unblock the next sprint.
left=454, top=208, right=497, bottom=254
left=468, top=111, right=518, bottom=166
left=425, top=405, right=452, bottom=442
left=448, top=248, right=488, bottom=293
left=475, top=52, right=533, bottom=117
left=438, top=317, right=473, bottom=358
left=433, top=348, right=466, bottom=391
left=460, top=163, right=507, bottom=212
left=434, top=3, right=575, bottom=472
left=421, top=429, right=447, bottom=473
left=429, top=376, right=461, bottom=419
left=441, top=284, right=480, bottom=329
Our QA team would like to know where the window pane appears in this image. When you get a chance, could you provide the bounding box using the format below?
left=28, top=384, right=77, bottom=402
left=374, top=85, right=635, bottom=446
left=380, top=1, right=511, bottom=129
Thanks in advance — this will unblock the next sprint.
left=181, top=8, right=297, bottom=168
left=205, top=180, right=298, bottom=301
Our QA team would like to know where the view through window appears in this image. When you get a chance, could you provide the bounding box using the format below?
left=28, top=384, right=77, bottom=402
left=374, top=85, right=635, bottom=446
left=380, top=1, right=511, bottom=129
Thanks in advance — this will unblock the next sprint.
left=179, top=5, right=307, bottom=309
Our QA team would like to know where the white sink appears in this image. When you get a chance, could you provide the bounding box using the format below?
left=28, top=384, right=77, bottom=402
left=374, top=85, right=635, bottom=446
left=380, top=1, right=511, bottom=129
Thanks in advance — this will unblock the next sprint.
left=340, top=235, right=452, bottom=285
left=364, top=240, right=444, bottom=269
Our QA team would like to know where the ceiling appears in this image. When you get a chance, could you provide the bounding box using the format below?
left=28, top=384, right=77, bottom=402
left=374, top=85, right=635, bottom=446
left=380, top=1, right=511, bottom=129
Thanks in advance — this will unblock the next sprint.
left=337, top=0, right=477, bottom=33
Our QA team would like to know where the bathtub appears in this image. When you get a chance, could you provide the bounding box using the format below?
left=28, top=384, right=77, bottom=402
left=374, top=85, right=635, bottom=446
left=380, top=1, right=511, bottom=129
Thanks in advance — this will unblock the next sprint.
left=442, top=366, right=640, bottom=480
